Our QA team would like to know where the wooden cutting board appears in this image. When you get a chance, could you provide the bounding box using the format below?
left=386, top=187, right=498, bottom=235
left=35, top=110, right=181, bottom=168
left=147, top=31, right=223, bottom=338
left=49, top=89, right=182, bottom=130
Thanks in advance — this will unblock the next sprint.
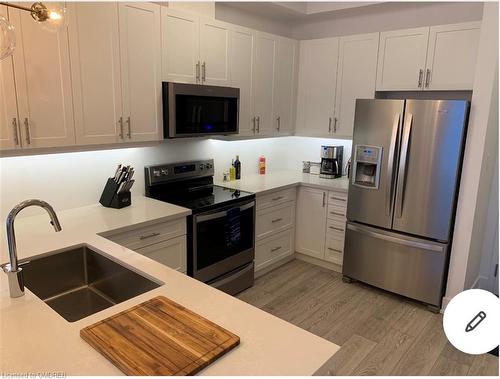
left=80, top=296, right=240, bottom=376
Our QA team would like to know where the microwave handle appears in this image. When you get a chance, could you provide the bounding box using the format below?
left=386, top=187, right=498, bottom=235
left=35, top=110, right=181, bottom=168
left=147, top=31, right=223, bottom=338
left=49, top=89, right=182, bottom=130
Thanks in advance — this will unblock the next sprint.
left=195, top=201, right=255, bottom=223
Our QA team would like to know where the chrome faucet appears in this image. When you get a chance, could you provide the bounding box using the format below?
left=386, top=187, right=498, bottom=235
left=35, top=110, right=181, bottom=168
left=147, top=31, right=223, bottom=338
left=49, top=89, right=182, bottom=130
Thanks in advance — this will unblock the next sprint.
left=2, top=199, right=62, bottom=298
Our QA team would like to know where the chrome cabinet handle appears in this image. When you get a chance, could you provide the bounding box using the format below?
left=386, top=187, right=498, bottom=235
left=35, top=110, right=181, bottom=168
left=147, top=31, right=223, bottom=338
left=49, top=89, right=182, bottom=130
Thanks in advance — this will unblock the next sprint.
left=396, top=113, right=413, bottom=218
left=329, top=226, right=344, bottom=232
left=425, top=69, right=431, bottom=88
left=272, top=196, right=283, bottom=201
left=271, top=218, right=283, bottom=223
left=333, top=117, right=338, bottom=133
left=276, top=116, right=280, bottom=131
left=196, top=61, right=200, bottom=83
left=330, top=211, right=345, bottom=217
left=256, top=116, right=260, bottom=133
left=126, top=116, right=131, bottom=139
left=118, top=116, right=124, bottom=139
left=330, top=196, right=346, bottom=202
left=322, top=192, right=326, bottom=207
left=12, top=118, right=19, bottom=146
left=418, top=69, right=423, bottom=88
left=328, top=247, right=342, bottom=253
left=271, top=246, right=282, bottom=252
left=252, top=117, right=256, bottom=133
left=202, top=61, right=206, bottom=82
left=24, top=118, right=30, bottom=145
left=386, top=113, right=400, bottom=216
left=328, top=117, right=332, bottom=133
left=139, top=232, right=161, bottom=240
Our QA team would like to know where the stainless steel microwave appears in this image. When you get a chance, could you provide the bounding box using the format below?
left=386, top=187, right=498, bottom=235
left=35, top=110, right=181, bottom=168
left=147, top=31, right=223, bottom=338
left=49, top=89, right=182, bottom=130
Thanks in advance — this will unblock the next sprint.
left=163, top=82, right=239, bottom=138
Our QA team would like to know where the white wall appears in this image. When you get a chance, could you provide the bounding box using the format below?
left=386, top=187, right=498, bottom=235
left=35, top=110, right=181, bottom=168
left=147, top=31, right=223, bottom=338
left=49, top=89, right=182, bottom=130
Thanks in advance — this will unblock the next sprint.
left=0, top=136, right=350, bottom=219
left=444, top=2, right=499, bottom=308
left=292, top=2, right=484, bottom=39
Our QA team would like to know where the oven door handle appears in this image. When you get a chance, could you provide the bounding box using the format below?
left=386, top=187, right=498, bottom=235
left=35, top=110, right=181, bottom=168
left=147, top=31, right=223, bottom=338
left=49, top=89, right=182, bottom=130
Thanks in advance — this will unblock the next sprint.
left=195, top=201, right=255, bottom=223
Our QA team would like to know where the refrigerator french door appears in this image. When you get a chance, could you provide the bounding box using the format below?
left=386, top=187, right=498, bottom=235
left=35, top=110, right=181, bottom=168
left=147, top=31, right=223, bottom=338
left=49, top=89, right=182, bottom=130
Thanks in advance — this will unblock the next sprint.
left=343, top=99, right=469, bottom=308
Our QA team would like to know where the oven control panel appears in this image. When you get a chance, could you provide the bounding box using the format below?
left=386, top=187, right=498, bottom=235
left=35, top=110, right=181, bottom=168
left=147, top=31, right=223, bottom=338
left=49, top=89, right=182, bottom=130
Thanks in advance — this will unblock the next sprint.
left=145, top=159, right=214, bottom=185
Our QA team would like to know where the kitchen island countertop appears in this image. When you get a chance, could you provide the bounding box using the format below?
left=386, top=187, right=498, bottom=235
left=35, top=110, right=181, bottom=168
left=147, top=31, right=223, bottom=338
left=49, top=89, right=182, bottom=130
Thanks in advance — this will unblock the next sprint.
left=0, top=196, right=339, bottom=376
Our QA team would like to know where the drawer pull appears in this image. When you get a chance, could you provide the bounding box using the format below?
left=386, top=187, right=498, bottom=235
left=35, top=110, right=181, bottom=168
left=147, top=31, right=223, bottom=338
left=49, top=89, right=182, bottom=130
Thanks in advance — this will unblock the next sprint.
left=271, top=246, right=282, bottom=252
left=330, top=211, right=345, bottom=217
left=329, top=226, right=344, bottom=232
left=272, top=196, right=284, bottom=201
left=271, top=218, right=283, bottom=223
left=330, top=196, right=346, bottom=202
left=328, top=247, right=342, bottom=253
left=139, top=232, right=161, bottom=240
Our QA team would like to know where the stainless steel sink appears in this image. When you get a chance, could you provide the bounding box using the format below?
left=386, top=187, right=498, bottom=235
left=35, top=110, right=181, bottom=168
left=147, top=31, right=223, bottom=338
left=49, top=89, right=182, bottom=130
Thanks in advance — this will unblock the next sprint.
left=21, top=245, right=162, bottom=322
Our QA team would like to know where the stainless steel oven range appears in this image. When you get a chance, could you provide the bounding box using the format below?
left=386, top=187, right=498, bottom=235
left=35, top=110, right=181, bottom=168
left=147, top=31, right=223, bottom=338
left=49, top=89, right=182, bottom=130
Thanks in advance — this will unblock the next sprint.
left=145, top=159, right=255, bottom=295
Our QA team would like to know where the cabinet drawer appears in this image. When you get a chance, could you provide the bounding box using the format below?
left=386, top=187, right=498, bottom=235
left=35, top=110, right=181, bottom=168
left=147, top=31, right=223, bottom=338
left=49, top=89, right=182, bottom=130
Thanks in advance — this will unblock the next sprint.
left=326, top=218, right=346, bottom=235
left=255, top=228, right=294, bottom=271
left=135, top=235, right=187, bottom=272
left=256, top=200, right=295, bottom=241
left=257, top=187, right=297, bottom=210
left=325, top=235, right=344, bottom=265
left=105, top=218, right=186, bottom=250
left=327, top=203, right=347, bottom=219
left=328, top=190, right=347, bottom=205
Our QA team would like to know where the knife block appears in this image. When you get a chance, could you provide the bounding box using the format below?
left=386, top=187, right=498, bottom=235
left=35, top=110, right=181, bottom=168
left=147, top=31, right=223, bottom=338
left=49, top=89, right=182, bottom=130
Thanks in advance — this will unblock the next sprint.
left=99, top=178, right=131, bottom=209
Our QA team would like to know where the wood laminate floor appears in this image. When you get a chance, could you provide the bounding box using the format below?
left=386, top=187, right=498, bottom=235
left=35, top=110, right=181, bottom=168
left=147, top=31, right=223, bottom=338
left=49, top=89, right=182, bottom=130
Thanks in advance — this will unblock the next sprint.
left=237, top=259, right=499, bottom=376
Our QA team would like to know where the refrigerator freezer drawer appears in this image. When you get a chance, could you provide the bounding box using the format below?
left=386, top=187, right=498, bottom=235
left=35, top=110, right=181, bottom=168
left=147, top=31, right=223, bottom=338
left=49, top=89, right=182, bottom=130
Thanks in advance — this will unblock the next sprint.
left=343, top=222, right=448, bottom=307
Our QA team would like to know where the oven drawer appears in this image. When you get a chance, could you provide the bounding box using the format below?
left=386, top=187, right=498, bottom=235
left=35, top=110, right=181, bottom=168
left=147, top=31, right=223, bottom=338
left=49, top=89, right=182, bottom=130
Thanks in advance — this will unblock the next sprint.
left=256, top=200, right=295, bottom=241
left=104, top=218, right=186, bottom=251
left=255, top=228, right=294, bottom=272
left=257, top=187, right=297, bottom=210
left=135, top=235, right=187, bottom=273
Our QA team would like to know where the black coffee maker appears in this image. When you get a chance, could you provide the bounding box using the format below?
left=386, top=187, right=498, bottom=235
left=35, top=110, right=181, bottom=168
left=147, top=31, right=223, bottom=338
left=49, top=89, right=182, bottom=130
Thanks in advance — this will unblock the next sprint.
left=320, top=146, right=343, bottom=179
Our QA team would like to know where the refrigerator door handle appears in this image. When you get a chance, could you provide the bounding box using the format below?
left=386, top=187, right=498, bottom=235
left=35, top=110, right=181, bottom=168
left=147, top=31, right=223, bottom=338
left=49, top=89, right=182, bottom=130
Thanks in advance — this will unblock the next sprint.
left=347, top=223, right=445, bottom=252
left=386, top=113, right=400, bottom=216
left=396, top=113, right=413, bottom=218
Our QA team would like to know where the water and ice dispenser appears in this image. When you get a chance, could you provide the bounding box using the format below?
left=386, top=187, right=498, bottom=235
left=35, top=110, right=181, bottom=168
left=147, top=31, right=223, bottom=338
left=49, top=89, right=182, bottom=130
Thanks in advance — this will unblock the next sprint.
left=352, top=145, right=383, bottom=189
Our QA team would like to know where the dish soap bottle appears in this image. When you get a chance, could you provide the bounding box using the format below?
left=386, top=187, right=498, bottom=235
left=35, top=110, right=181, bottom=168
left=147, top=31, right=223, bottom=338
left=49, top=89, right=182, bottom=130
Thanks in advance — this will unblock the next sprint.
left=259, top=155, right=266, bottom=175
left=229, top=159, right=236, bottom=181
left=234, top=155, right=241, bottom=179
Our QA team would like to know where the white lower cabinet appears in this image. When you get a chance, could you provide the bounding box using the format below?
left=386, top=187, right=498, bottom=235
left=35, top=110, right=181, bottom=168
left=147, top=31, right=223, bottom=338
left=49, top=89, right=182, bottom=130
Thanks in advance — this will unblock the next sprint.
left=255, top=228, right=295, bottom=272
left=295, top=187, right=347, bottom=267
left=136, top=235, right=187, bottom=273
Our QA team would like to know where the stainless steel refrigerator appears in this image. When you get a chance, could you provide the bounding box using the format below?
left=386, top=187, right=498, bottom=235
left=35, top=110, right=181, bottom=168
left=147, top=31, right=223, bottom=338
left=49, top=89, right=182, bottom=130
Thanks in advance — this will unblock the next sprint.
left=343, top=99, right=469, bottom=310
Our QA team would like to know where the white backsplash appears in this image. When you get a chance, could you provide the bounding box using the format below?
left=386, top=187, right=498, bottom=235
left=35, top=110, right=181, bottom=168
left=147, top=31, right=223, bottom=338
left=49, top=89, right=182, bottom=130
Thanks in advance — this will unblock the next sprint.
left=0, top=137, right=351, bottom=219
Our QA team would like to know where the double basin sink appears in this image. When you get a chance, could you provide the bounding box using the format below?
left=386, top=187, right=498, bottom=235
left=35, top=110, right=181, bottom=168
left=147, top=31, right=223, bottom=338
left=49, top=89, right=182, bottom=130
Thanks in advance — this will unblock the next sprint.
left=20, top=245, right=162, bottom=322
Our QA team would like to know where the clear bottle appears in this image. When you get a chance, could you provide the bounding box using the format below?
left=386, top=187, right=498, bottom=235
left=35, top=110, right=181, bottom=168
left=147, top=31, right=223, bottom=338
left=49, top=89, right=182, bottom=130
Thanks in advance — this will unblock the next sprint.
left=229, top=160, right=236, bottom=181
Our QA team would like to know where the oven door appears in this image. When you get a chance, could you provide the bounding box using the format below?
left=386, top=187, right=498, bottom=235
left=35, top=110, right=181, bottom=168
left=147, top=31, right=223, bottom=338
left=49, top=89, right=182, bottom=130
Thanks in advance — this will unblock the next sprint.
left=193, top=200, right=255, bottom=282
left=164, top=82, right=239, bottom=138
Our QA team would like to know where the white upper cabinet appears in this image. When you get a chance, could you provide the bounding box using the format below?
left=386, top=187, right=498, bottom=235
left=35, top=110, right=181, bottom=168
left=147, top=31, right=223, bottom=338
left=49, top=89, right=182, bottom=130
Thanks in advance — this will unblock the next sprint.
left=0, top=6, right=20, bottom=150
left=333, top=33, right=379, bottom=138
left=119, top=2, right=162, bottom=142
left=252, top=32, right=276, bottom=136
left=230, top=26, right=255, bottom=136
left=376, top=27, right=429, bottom=91
left=161, top=8, right=199, bottom=84
left=199, top=18, right=231, bottom=86
left=69, top=3, right=123, bottom=145
left=273, top=37, right=298, bottom=136
left=425, top=22, right=481, bottom=90
left=296, top=38, right=339, bottom=136
left=9, top=4, right=75, bottom=148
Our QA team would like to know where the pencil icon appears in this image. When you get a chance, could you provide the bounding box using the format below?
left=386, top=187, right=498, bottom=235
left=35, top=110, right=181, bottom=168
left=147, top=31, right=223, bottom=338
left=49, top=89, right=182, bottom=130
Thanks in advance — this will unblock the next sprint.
left=465, top=311, right=486, bottom=332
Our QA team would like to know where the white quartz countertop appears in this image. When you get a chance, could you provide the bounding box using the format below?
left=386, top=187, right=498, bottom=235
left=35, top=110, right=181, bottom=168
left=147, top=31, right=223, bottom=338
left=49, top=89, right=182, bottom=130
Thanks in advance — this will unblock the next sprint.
left=0, top=195, right=339, bottom=376
left=215, top=170, right=349, bottom=195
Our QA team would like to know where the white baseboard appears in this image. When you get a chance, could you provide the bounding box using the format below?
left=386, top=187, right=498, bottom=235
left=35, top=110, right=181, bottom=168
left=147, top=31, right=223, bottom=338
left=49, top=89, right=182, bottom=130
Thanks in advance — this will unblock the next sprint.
left=295, top=252, right=342, bottom=273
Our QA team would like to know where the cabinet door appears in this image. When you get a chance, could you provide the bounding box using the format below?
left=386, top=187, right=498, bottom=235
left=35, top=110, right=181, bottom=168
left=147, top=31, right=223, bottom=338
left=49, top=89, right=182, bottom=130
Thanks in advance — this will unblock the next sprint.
left=273, top=37, right=297, bottom=136
left=252, top=32, right=276, bottom=136
left=162, top=8, right=199, bottom=84
left=230, top=26, right=255, bottom=136
left=199, top=18, right=230, bottom=86
left=0, top=15, right=20, bottom=151
left=119, top=2, right=162, bottom=142
left=376, top=27, right=429, bottom=91
left=295, top=187, right=327, bottom=259
left=135, top=236, right=187, bottom=273
left=334, top=33, right=379, bottom=138
left=296, top=38, right=339, bottom=136
left=425, top=22, right=481, bottom=91
left=9, top=5, right=75, bottom=148
left=69, top=3, right=123, bottom=145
